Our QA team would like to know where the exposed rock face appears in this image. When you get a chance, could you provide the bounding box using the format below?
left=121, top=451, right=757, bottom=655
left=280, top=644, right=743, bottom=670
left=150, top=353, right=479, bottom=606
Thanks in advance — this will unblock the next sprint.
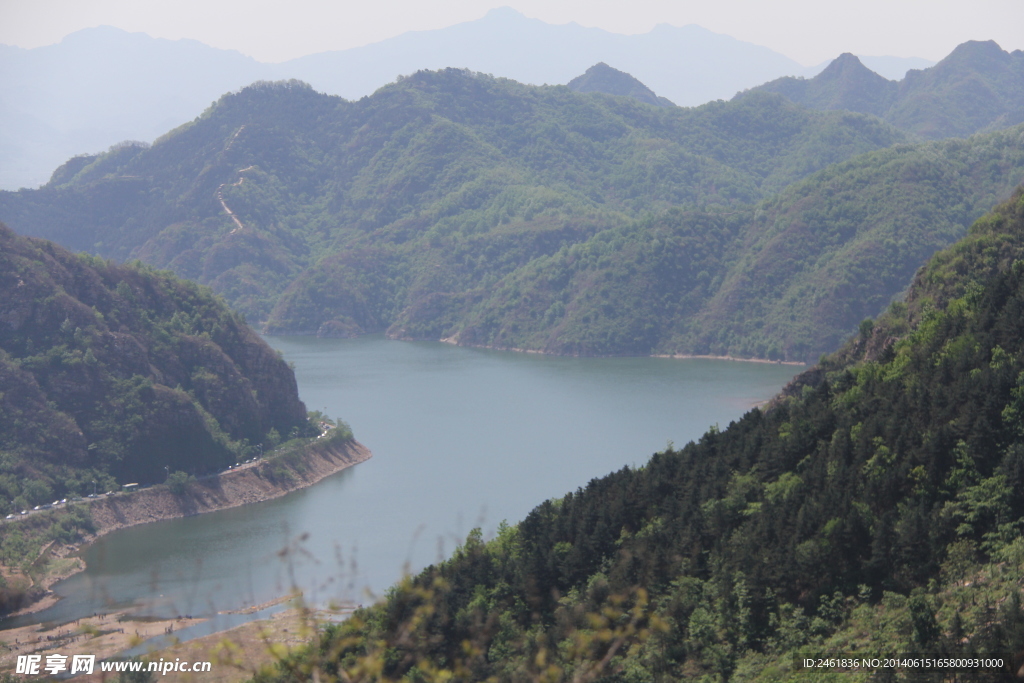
left=1, top=438, right=371, bottom=618
left=88, top=439, right=372, bottom=532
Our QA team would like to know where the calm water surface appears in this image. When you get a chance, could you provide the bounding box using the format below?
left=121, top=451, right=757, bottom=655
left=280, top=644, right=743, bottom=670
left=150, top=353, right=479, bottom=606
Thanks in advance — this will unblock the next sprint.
left=11, top=337, right=801, bottom=627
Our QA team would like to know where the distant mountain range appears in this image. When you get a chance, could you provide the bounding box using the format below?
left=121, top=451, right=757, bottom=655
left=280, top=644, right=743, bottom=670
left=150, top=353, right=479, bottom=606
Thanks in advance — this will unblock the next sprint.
left=0, top=7, right=932, bottom=190
left=743, top=40, right=1024, bottom=139
left=0, top=73, right=909, bottom=359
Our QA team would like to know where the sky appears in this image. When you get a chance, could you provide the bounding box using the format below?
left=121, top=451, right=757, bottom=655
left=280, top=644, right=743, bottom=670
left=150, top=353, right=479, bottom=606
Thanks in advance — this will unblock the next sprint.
left=1, top=0, right=1023, bottom=66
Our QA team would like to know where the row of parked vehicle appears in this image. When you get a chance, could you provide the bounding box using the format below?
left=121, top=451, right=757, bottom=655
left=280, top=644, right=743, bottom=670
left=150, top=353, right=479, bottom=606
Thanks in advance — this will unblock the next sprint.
left=225, top=457, right=259, bottom=471
left=3, top=458, right=268, bottom=519
left=4, top=492, right=110, bottom=520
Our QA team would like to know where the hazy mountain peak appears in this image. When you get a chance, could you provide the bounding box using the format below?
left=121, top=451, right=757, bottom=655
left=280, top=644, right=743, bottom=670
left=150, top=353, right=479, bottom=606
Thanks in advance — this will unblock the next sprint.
left=942, top=39, right=1012, bottom=66
left=816, top=52, right=887, bottom=79
left=566, top=62, right=674, bottom=107
left=741, top=39, right=1024, bottom=137
left=480, top=6, right=532, bottom=21
left=742, top=50, right=897, bottom=117
left=888, top=39, right=1024, bottom=138
left=816, top=52, right=894, bottom=89
left=59, top=24, right=137, bottom=43
left=53, top=24, right=258, bottom=60
left=0, top=13, right=898, bottom=190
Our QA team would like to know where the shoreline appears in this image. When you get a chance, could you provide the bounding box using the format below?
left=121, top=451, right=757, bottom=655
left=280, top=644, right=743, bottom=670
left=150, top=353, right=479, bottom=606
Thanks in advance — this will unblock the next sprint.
left=5, top=438, right=372, bottom=621
left=274, top=330, right=809, bottom=366
left=86, top=437, right=371, bottom=540
left=649, top=353, right=807, bottom=366
left=139, top=605, right=357, bottom=682
left=436, top=336, right=807, bottom=366
left=0, top=610, right=210, bottom=674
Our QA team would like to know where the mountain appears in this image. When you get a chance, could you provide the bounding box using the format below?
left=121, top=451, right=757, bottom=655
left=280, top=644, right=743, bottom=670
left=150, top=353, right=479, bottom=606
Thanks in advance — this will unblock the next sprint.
left=0, top=27, right=270, bottom=191
left=3, top=73, right=1023, bottom=362
left=0, top=73, right=914, bottom=361
left=433, top=123, right=1024, bottom=362
left=0, top=222, right=314, bottom=511
left=745, top=40, right=1024, bottom=139
left=887, top=40, right=1024, bottom=139
left=256, top=188, right=1024, bottom=682
left=747, top=52, right=898, bottom=117
left=2, top=9, right=927, bottom=191
left=674, top=125, right=1024, bottom=359
left=280, top=8, right=807, bottom=107
left=799, top=56, right=937, bottom=82
left=567, top=62, right=674, bottom=107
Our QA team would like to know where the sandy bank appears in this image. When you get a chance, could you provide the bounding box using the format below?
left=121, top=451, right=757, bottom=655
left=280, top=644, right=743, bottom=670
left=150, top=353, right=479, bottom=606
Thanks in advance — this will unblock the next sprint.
left=0, top=611, right=208, bottom=673
left=0, top=598, right=353, bottom=680
left=67, top=605, right=342, bottom=683
left=143, top=605, right=353, bottom=683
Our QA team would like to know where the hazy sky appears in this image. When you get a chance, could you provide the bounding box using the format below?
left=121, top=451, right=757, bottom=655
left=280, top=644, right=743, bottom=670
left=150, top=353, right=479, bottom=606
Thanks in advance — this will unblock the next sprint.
left=2, top=0, right=1023, bottom=65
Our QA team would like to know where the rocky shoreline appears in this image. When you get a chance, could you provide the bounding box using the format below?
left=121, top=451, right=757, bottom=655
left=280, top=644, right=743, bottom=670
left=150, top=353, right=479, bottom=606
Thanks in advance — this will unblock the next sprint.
left=7, top=438, right=372, bottom=619
left=87, top=438, right=371, bottom=537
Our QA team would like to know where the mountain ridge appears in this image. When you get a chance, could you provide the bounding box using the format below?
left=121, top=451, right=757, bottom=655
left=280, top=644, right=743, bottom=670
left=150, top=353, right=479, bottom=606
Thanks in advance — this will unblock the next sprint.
left=0, top=72, right=932, bottom=362
left=744, top=39, right=1024, bottom=139
left=0, top=11, right=930, bottom=190
left=4, top=73, right=1024, bottom=362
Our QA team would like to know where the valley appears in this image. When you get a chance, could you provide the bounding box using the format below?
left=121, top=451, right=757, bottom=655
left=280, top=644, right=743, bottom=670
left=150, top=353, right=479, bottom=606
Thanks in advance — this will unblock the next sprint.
left=1, top=337, right=799, bottom=658
left=2, top=13, right=1024, bottom=681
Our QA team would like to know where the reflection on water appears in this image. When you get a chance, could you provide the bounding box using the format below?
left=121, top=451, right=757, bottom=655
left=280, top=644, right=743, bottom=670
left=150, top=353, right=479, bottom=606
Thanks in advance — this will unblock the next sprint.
left=6, top=336, right=801, bottom=629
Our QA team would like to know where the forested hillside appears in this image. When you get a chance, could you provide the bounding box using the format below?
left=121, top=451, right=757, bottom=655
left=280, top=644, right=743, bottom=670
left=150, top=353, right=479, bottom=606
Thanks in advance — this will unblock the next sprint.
left=2, top=72, right=1022, bottom=362
left=259, top=189, right=1024, bottom=682
left=567, top=63, right=674, bottom=108
left=745, top=40, right=1024, bottom=140
left=0, top=223, right=312, bottom=511
left=0, top=73, right=906, bottom=349
left=423, top=125, right=1024, bottom=360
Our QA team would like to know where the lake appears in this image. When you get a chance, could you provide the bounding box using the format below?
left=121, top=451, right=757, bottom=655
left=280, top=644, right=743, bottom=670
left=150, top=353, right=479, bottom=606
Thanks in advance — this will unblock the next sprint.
left=8, top=336, right=801, bottom=627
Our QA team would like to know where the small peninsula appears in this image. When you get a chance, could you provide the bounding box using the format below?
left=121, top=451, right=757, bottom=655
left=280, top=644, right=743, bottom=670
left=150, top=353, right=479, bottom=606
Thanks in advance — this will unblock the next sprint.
left=0, top=223, right=359, bottom=616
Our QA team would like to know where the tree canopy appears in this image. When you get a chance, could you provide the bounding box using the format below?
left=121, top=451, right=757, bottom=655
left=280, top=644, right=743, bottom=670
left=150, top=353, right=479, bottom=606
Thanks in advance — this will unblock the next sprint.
left=0, top=223, right=313, bottom=512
